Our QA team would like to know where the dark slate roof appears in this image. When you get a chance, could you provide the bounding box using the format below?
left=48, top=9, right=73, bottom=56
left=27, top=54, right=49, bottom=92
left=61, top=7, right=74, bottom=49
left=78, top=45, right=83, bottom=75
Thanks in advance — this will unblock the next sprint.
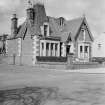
left=8, top=4, right=94, bottom=42
left=48, top=16, right=84, bottom=42
left=63, top=17, right=84, bottom=40
left=12, top=16, right=93, bottom=43
left=8, top=3, right=94, bottom=42
left=48, top=16, right=93, bottom=42
left=15, top=19, right=42, bottom=39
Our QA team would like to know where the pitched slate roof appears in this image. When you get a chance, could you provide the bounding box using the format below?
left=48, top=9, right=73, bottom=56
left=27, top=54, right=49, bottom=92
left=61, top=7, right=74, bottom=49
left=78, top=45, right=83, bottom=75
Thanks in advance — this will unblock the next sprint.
left=48, top=16, right=93, bottom=42
left=16, top=19, right=41, bottom=39
left=9, top=4, right=93, bottom=42
left=48, top=16, right=84, bottom=42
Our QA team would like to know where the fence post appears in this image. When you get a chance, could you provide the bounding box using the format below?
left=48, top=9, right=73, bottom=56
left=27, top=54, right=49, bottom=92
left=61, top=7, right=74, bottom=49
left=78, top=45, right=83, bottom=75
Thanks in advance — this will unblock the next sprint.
left=67, top=54, right=74, bottom=65
left=67, top=53, right=74, bottom=69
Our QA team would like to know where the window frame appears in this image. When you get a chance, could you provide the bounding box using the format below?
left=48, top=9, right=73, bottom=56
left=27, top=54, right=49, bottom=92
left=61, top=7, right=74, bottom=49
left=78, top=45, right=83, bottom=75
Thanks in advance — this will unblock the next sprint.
left=80, top=45, right=83, bottom=53
left=85, top=46, right=88, bottom=53
left=42, top=43, right=44, bottom=50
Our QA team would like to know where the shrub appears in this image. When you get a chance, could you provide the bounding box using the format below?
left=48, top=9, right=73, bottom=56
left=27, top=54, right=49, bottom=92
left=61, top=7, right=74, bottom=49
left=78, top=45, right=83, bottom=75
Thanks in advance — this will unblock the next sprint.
left=36, top=56, right=67, bottom=62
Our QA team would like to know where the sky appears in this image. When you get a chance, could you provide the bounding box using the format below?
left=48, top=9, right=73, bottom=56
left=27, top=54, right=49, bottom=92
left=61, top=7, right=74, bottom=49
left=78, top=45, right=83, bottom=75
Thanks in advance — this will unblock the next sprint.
left=0, top=0, right=105, bottom=38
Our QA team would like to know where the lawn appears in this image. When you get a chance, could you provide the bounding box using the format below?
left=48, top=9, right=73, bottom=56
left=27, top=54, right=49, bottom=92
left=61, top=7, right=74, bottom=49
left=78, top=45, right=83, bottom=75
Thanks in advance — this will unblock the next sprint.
left=0, top=64, right=105, bottom=105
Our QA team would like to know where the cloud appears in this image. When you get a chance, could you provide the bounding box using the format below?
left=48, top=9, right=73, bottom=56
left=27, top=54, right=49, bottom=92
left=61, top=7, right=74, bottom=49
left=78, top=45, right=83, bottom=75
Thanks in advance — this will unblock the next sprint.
left=0, top=0, right=25, bottom=34
left=46, top=0, right=105, bottom=37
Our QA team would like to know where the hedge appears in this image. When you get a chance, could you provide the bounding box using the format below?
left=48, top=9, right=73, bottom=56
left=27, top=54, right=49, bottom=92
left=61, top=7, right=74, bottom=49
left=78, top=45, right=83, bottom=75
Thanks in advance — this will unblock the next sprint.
left=36, top=56, right=67, bottom=62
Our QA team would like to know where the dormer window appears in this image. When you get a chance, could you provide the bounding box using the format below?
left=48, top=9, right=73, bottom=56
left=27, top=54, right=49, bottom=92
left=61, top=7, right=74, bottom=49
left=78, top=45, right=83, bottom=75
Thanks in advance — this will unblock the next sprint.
left=41, top=22, right=49, bottom=36
left=59, top=17, right=65, bottom=26
left=44, top=24, right=48, bottom=37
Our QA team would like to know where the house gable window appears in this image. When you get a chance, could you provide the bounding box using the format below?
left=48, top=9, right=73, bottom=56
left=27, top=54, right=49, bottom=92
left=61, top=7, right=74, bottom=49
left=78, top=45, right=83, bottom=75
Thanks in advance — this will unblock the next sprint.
left=80, top=46, right=83, bottom=53
left=85, top=46, right=88, bottom=53
left=81, top=28, right=86, bottom=41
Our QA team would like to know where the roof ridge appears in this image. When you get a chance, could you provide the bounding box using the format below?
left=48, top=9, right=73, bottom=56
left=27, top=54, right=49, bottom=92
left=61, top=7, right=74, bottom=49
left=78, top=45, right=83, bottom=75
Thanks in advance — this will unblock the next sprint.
left=67, top=17, right=84, bottom=22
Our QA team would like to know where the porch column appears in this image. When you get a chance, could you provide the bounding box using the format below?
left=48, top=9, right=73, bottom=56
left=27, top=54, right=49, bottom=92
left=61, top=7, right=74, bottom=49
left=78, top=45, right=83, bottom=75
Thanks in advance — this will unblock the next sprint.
left=18, top=38, right=22, bottom=65
left=18, top=38, right=22, bottom=56
left=62, top=43, right=66, bottom=57
left=40, top=42, right=42, bottom=56
left=53, top=43, right=56, bottom=56
left=44, top=41, right=46, bottom=56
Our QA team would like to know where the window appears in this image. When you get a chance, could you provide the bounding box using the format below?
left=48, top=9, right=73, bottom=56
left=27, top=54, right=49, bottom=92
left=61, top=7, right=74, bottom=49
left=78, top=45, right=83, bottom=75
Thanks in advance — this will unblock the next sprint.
left=81, top=29, right=86, bottom=41
left=80, top=46, right=83, bottom=53
left=85, top=46, right=87, bottom=53
left=59, top=17, right=65, bottom=26
left=55, top=44, right=57, bottom=51
left=85, top=46, right=88, bottom=53
left=44, top=25, right=48, bottom=36
left=42, top=43, right=44, bottom=50
left=66, top=45, right=70, bottom=54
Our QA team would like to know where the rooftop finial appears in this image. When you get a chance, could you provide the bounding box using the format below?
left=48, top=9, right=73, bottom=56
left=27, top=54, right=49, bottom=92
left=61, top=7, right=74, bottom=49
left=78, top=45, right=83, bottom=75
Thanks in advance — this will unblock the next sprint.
left=82, top=13, right=86, bottom=18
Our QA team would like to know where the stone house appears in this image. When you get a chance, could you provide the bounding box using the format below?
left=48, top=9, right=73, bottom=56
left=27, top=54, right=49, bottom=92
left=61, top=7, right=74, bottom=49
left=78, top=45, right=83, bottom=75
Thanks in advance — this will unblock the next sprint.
left=6, top=1, right=94, bottom=65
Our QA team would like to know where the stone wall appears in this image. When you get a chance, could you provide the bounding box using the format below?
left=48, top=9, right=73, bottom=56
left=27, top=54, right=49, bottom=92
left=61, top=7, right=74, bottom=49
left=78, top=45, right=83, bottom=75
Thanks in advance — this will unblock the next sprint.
left=7, top=39, right=18, bottom=56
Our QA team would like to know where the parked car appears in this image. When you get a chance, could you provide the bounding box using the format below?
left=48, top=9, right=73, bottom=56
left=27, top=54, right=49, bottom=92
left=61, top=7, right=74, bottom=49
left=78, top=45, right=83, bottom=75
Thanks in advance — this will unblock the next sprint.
left=91, top=57, right=105, bottom=64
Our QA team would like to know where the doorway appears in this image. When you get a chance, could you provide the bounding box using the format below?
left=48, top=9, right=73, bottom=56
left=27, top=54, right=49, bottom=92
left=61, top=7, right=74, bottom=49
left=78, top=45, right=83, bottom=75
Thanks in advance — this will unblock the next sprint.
left=66, top=45, right=71, bottom=54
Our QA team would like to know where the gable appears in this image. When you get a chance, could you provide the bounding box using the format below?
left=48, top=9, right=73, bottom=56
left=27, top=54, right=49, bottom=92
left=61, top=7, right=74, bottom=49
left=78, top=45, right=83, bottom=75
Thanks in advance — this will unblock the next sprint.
left=76, top=19, right=94, bottom=42
left=66, top=33, right=72, bottom=43
left=48, top=17, right=84, bottom=42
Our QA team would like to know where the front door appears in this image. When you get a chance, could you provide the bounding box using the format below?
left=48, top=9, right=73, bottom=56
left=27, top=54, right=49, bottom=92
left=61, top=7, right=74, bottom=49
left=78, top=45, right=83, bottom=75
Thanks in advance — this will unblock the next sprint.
left=66, top=45, right=70, bottom=55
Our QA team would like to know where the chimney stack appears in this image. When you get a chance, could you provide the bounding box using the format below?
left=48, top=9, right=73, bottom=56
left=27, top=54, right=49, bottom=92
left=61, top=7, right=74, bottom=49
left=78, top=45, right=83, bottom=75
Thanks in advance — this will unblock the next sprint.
left=26, top=0, right=34, bottom=24
left=11, top=14, right=18, bottom=37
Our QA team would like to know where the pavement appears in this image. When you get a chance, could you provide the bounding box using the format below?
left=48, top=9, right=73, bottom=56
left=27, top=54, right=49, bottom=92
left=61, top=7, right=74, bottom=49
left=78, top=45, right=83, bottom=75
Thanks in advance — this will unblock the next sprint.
left=0, top=64, right=105, bottom=105
left=66, top=68, right=105, bottom=73
left=0, top=63, right=105, bottom=73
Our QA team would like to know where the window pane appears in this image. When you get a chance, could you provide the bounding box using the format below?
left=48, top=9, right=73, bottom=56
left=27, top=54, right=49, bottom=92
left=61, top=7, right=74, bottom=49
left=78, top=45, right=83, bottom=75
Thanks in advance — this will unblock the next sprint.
left=55, top=44, right=57, bottom=50
left=80, top=46, right=82, bottom=52
left=85, top=46, right=88, bottom=53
